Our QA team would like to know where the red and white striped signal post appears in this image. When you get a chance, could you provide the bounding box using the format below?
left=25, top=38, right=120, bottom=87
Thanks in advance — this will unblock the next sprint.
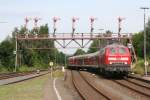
left=33, top=17, right=41, bottom=29
left=52, top=17, right=61, bottom=36
left=24, top=17, right=31, bottom=31
left=90, top=17, right=97, bottom=37
left=118, top=17, right=125, bottom=37
left=72, top=17, right=79, bottom=37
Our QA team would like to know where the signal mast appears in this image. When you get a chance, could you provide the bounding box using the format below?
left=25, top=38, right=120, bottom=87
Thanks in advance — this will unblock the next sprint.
left=90, top=17, right=97, bottom=37
left=33, top=17, right=41, bottom=29
left=118, top=17, right=125, bottom=37
left=52, top=17, right=61, bottom=36
left=72, top=17, right=79, bottom=37
left=24, top=17, right=31, bottom=32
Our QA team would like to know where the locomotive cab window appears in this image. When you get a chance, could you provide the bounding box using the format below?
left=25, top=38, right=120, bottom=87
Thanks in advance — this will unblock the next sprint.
left=109, top=47, right=117, bottom=54
left=100, top=48, right=105, bottom=54
left=119, top=47, right=127, bottom=54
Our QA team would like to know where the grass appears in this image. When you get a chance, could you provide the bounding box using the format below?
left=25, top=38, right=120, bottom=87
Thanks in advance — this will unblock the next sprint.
left=0, top=65, right=49, bottom=73
left=53, top=70, right=64, bottom=78
left=17, top=65, right=37, bottom=72
left=132, top=59, right=150, bottom=75
left=0, top=74, right=49, bottom=100
left=16, top=65, right=49, bottom=72
left=0, top=75, right=49, bottom=100
left=0, top=69, right=64, bottom=100
left=0, top=67, right=9, bottom=73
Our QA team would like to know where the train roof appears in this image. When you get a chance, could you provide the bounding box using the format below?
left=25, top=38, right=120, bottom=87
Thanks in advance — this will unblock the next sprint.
left=69, top=44, right=127, bottom=59
left=69, top=51, right=100, bottom=59
left=105, top=43, right=127, bottom=48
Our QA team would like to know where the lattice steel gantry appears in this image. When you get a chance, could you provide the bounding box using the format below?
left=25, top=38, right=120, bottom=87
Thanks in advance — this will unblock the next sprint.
left=16, top=33, right=131, bottom=48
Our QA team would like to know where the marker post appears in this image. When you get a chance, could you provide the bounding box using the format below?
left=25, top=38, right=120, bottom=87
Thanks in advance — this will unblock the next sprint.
left=49, top=62, right=54, bottom=78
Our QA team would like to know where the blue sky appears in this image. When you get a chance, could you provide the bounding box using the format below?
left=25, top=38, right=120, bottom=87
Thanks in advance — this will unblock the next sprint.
left=0, top=0, right=150, bottom=54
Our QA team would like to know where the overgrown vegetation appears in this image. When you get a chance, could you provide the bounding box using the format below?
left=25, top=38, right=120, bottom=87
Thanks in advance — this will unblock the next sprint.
left=53, top=70, right=64, bottom=77
left=132, top=20, right=150, bottom=58
left=132, top=59, right=150, bottom=75
left=131, top=20, right=150, bottom=74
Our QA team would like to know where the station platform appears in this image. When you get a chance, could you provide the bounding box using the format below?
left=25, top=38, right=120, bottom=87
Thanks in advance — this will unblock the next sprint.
left=44, top=77, right=75, bottom=100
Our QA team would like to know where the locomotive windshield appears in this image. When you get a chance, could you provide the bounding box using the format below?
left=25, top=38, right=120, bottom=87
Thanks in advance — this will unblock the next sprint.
left=109, top=47, right=127, bottom=54
left=110, top=47, right=117, bottom=54
left=118, top=47, right=127, bottom=54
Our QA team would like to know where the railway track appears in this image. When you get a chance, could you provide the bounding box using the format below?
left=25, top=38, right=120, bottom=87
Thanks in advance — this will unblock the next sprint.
left=125, top=77, right=150, bottom=89
left=128, top=75, right=150, bottom=84
left=0, top=71, right=35, bottom=80
left=0, top=69, right=48, bottom=80
left=71, top=70, right=110, bottom=100
left=70, top=69, right=150, bottom=100
left=0, top=70, right=50, bottom=85
left=113, top=77, right=150, bottom=98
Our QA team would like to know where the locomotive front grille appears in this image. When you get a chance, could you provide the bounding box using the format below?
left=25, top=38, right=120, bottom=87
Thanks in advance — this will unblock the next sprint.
left=110, top=62, right=127, bottom=65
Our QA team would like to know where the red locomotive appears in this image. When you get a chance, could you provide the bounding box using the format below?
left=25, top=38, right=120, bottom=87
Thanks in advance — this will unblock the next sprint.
left=68, top=44, right=131, bottom=76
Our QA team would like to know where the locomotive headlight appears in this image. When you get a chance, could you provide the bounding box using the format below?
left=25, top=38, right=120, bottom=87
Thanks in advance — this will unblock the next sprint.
left=124, top=62, right=127, bottom=64
left=110, top=62, right=112, bottom=64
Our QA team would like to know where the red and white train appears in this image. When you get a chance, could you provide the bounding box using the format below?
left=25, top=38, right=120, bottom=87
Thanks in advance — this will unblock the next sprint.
left=68, top=44, right=131, bottom=76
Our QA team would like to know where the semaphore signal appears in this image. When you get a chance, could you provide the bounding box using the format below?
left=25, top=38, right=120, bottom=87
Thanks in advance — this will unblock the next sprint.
left=52, top=17, right=61, bottom=36
left=72, top=17, right=79, bottom=36
left=24, top=17, right=32, bottom=31
left=33, top=17, right=41, bottom=29
left=90, top=17, right=98, bottom=37
left=118, top=17, right=125, bottom=37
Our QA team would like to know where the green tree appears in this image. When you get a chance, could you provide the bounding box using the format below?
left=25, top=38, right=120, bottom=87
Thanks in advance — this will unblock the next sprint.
left=132, top=32, right=143, bottom=58
left=0, top=24, right=66, bottom=71
left=0, top=23, right=82, bottom=71
left=74, top=49, right=85, bottom=55
left=132, top=19, right=150, bottom=58
left=104, top=30, right=112, bottom=37
left=87, top=39, right=100, bottom=53
left=0, top=38, right=15, bottom=71
left=88, top=30, right=113, bottom=53
left=39, top=24, right=49, bottom=35
left=146, top=20, right=150, bottom=57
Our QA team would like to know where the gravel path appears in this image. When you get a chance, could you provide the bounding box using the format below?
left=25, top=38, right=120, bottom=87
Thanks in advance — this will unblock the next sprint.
left=43, top=70, right=77, bottom=100
left=43, top=78, right=57, bottom=100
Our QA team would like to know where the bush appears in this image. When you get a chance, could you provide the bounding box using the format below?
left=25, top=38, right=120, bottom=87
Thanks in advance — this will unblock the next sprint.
left=0, top=66, right=9, bottom=73
left=33, top=61, right=48, bottom=69
left=17, top=65, right=36, bottom=72
left=133, top=60, right=150, bottom=75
